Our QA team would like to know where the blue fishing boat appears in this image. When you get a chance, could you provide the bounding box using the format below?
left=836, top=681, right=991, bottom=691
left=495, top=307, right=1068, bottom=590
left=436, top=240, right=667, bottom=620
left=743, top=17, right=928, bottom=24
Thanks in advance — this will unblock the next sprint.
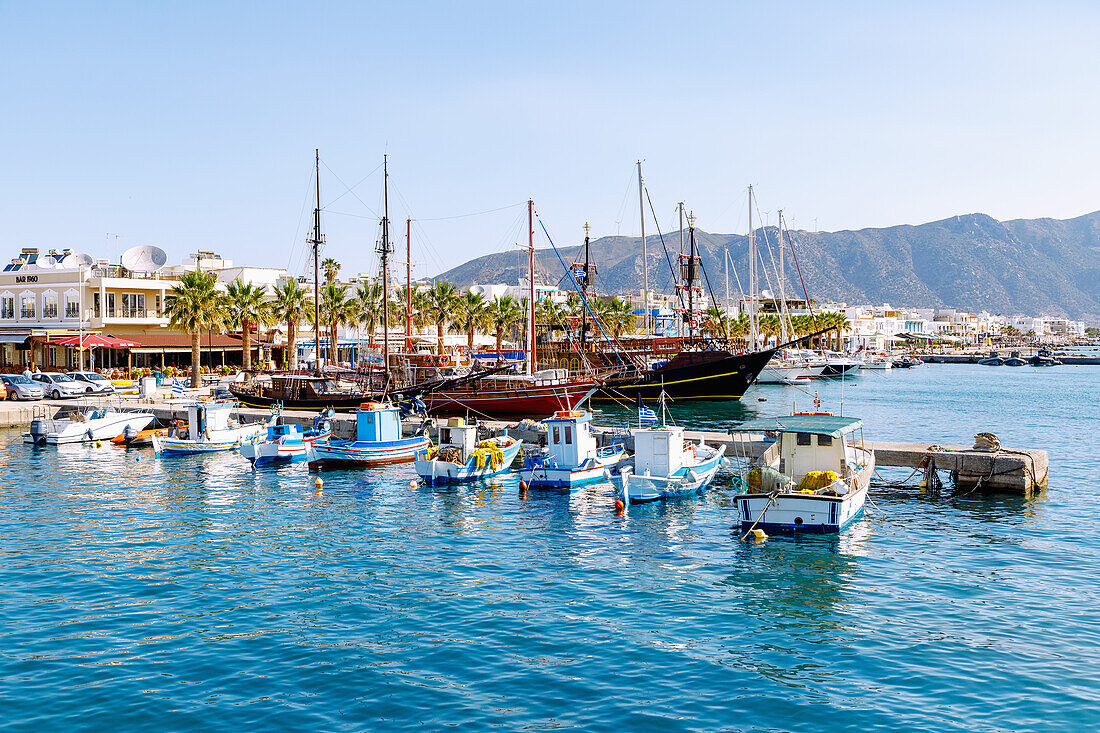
left=521, top=410, right=627, bottom=490
left=240, top=410, right=334, bottom=465
left=307, top=402, right=427, bottom=468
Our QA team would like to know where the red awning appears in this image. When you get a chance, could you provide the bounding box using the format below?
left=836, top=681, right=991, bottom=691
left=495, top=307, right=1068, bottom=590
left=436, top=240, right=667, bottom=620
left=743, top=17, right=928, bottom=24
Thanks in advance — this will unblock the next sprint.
left=48, top=333, right=142, bottom=348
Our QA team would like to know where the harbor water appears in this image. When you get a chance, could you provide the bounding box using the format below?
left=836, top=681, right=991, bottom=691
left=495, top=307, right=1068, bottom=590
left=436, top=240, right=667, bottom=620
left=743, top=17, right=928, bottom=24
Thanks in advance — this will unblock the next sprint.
left=2, top=364, right=1098, bottom=731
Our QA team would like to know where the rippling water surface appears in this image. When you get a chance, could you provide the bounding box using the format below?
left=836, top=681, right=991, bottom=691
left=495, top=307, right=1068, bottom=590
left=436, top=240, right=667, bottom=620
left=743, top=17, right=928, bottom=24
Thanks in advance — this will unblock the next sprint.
left=2, top=364, right=1098, bottom=731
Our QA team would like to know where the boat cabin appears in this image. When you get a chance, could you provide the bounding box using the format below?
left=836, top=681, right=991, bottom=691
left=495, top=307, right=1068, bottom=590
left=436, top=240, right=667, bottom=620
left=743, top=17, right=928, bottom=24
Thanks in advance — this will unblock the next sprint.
left=181, top=401, right=236, bottom=439
left=633, top=425, right=686, bottom=478
left=542, top=410, right=596, bottom=467
left=734, top=414, right=866, bottom=481
left=355, top=403, right=403, bottom=443
left=268, top=423, right=304, bottom=440
left=435, top=418, right=478, bottom=457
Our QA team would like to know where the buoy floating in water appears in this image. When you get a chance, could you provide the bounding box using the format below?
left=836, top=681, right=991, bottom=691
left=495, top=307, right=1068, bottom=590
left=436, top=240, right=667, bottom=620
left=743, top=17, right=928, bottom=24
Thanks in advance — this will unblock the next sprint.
left=409, top=479, right=417, bottom=488
left=749, top=528, right=768, bottom=541
left=314, top=477, right=323, bottom=490
left=519, top=480, right=528, bottom=492
left=757, top=397, right=767, bottom=402
left=614, top=499, right=625, bottom=513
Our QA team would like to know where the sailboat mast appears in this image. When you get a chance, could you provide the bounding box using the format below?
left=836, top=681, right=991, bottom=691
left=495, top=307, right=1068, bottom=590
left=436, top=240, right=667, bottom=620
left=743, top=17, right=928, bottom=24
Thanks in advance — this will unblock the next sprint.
left=581, top=222, right=590, bottom=349
left=312, top=149, right=322, bottom=374
left=527, top=199, right=536, bottom=376
left=777, top=208, right=788, bottom=344
left=678, top=202, right=684, bottom=338
left=748, top=185, right=757, bottom=350
left=687, top=212, right=696, bottom=334
left=380, top=155, right=391, bottom=380
left=405, top=217, right=412, bottom=352
left=637, top=160, right=648, bottom=337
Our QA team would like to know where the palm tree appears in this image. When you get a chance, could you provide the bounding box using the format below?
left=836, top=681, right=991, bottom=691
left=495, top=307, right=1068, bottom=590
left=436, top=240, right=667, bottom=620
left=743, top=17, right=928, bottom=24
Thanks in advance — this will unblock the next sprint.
left=321, top=257, right=341, bottom=284
left=421, top=281, right=459, bottom=352
left=225, top=279, right=271, bottom=371
left=759, top=314, right=782, bottom=345
left=271, top=278, right=311, bottom=370
left=451, top=291, right=490, bottom=350
left=316, top=282, right=355, bottom=364
left=355, top=280, right=386, bottom=346
left=487, top=295, right=523, bottom=357
left=601, top=297, right=636, bottom=339
left=165, top=270, right=226, bottom=388
left=823, top=311, right=851, bottom=351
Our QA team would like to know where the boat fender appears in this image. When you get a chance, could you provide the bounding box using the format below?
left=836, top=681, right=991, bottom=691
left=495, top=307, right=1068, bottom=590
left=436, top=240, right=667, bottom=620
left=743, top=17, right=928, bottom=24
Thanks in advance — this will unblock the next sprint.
left=749, top=528, right=768, bottom=542
left=86, top=428, right=95, bottom=441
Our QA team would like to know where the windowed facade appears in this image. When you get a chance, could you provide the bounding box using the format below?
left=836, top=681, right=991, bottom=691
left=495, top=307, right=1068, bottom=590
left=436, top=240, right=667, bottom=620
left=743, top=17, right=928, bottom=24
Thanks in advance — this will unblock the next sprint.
left=1, top=294, right=13, bottom=319
left=64, top=290, right=79, bottom=319
left=20, top=294, right=34, bottom=320
left=42, top=292, right=58, bottom=319
left=121, top=292, right=145, bottom=317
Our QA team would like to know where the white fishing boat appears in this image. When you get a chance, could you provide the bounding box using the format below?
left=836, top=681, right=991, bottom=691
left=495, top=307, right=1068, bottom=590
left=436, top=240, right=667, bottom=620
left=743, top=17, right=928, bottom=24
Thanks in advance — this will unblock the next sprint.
left=307, top=403, right=428, bottom=468
left=521, top=410, right=627, bottom=490
left=755, top=363, right=823, bottom=384
left=861, top=355, right=892, bottom=370
left=152, top=401, right=271, bottom=457
left=240, top=411, right=334, bottom=466
left=24, top=407, right=155, bottom=445
left=415, top=419, right=522, bottom=485
left=611, top=425, right=726, bottom=504
left=732, top=413, right=874, bottom=534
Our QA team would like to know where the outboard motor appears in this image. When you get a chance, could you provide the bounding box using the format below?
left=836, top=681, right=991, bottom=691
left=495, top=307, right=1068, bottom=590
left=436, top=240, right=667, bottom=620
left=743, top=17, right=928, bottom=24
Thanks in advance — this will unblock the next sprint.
left=28, top=419, right=49, bottom=445
left=123, top=425, right=139, bottom=444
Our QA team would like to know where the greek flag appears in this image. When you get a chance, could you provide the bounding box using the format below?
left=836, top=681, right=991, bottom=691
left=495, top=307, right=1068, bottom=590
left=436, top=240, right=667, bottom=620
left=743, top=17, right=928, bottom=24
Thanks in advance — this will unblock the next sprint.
left=639, top=406, right=657, bottom=423
left=171, top=377, right=184, bottom=396
left=775, top=419, right=786, bottom=430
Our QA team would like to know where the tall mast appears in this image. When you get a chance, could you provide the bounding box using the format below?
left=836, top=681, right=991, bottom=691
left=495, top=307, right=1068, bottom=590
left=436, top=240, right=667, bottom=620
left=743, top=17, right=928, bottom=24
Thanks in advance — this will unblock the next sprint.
left=777, top=208, right=789, bottom=344
left=405, top=217, right=412, bottom=352
left=380, top=155, right=391, bottom=380
left=748, top=185, right=757, bottom=350
left=687, top=211, right=696, bottom=335
left=311, top=149, right=322, bottom=374
left=724, top=247, right=729, bottom=322
left=581, top=222, right=590, bottom=349
left=678, top=202, right=684, bottom=338
left=527, top=199, right=536, bottom=376
left=637, top=160, right=648, bottom=337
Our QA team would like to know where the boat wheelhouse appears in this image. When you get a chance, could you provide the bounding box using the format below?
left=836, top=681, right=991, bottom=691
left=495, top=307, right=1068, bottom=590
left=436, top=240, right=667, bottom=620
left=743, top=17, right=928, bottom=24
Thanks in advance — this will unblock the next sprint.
left=152, top=401, right=270, bottom=456
left=732, top=414, right=874, bottom=534
left=611, top=424, right=726, bottom=504
left=415, top=419, right=522, bottom=485
left=307, top=403, right=427, bottom=468
left=521, top=410, right=627, bottom=490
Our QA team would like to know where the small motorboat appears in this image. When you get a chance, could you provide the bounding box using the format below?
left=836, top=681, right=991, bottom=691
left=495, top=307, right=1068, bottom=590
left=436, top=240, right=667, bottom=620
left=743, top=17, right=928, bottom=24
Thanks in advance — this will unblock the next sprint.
left=24, top=407, right=155, bottom=445
left=892, top=356, right=921, bottom=368
left=111, top=427, right=168, bottom=447
left=1027, top=355, right=1061, bottom=367
left=240, top=409, right=334, bottom=465
left=861, top=355, right=892, bottom=370
left=415, top=419, right=522, bottom=485
left=152, top=401, right=272, bottom=457
left=1003, top=357, right=1028, bottom=367
left=978, top=357, right=1004, bottom=366
left=610, top=425, right=725, bottom=504
left=308, top=402, right=428, bottom=468
left=521, top=410, right=627, bottom=490
left=731, top=413, right=874, bottom=534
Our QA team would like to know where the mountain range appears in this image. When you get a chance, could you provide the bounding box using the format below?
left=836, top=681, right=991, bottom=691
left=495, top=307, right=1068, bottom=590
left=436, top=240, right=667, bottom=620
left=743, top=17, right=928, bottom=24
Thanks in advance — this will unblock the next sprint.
left=433, top=210, right=1100, bottom=322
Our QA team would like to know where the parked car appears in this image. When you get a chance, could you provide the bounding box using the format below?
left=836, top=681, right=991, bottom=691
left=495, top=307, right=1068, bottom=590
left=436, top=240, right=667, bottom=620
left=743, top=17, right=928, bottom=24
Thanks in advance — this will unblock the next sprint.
left=1, top=374, right=45, bottom=401
left=32, top=372, right=86, bottom=399
left=67, top=371, right=116, bottom=394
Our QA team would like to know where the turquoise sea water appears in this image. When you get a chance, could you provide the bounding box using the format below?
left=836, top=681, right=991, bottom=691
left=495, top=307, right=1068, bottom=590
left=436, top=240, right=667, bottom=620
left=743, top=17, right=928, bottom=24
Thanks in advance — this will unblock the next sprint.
left=2, top=364, right=1098, bottom=732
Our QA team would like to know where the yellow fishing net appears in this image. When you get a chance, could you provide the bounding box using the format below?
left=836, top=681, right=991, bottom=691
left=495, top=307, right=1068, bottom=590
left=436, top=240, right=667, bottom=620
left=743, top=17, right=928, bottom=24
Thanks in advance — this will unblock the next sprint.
left=798, top=470, right=839, bottom=491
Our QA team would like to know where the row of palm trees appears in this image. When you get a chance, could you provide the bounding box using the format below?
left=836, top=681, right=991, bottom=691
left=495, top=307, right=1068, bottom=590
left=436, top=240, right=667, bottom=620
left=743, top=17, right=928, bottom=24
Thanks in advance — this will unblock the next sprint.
left=165, top=266, right=854, bottom=388
left=700, top=308, right=852, bottom=349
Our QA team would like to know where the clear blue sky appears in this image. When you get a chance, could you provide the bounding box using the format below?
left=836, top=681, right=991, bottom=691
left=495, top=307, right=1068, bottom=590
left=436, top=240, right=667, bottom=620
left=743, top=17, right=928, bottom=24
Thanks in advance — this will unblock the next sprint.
left=2, top=1, right=1097, bottom=278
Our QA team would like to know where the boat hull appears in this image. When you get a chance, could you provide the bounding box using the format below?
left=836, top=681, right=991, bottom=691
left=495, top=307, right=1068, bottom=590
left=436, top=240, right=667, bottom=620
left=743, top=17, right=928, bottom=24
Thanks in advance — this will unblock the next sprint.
left=612, top=447, right=726, bottom=503
left=416, top=439, right=523, bottom=485
left=522, top=450, right=625, bottom=491
left=597, top=348, right=775, bottom=402
left=736, top=486, right=867, bottom=534
left=228, top=389, right=371, bottom=412
left=419, top=384, right=594, bottom=418
left=240, top=429, right=332, bottom=465
left=308, top=435, right=429, bottom=468
left=24, top=413, right=155, bottom=445
left=152, top=424, right=267, bottom=457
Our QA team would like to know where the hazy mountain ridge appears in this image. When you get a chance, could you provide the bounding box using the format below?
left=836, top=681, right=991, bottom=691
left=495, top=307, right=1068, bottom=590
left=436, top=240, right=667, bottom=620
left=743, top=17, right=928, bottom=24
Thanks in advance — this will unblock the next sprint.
left=434, top=211, right=1100, bottom=321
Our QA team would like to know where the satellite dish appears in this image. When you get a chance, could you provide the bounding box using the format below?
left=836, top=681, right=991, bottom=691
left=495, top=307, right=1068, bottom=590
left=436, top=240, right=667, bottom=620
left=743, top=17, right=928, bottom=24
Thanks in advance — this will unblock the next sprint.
left=61, top=253, right=95, bottom=268
left=36, top=255, right=58, bottom=269
left=121, top=245, right=168, bottom=272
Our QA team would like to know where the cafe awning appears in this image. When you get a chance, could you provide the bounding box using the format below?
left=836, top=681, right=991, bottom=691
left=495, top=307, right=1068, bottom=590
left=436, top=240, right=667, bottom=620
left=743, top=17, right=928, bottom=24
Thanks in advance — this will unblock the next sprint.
left=48, top=333, right=142, bottom=349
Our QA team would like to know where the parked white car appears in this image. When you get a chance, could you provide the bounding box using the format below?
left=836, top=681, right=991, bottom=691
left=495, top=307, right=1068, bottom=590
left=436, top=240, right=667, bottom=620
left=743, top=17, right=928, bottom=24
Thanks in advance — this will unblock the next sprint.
left=32, top=372, right=86, bottom=399
left=67, top=371, right=116, bottom=394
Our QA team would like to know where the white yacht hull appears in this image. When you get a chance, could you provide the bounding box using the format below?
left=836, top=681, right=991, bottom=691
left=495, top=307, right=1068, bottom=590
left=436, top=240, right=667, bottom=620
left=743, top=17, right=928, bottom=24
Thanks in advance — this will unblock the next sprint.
left=24, top=412, right=155, bottom=445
